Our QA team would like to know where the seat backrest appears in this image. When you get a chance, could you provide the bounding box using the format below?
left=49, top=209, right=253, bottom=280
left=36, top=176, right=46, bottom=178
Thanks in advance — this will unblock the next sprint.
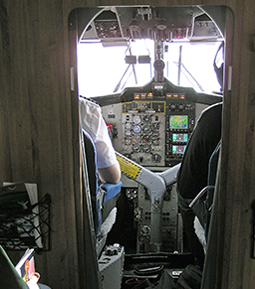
left=83, top=130, right=100, bottom=235
left=205, top=140, right=221, bottom=241
left=82, top=129, right=122, bottom=238
left=189, top=139, right=221, bottom=246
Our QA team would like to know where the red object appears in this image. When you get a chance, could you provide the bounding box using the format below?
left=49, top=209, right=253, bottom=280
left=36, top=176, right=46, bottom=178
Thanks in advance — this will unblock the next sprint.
left=106, top=123, right=113, bottom=131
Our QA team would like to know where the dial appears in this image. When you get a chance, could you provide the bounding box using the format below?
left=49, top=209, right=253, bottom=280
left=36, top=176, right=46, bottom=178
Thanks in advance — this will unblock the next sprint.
left=125, top=130, right=132, bottom=137
left=152, top=139, right=160, bottom=146
left=125, top=122, right=132, bottom=129
left=132, top=144, right=141, bottom=153
left=142, top=135, right=150, bottom=143
left=143, top=144, right=151, bottom=153
left=125, top=139, right=132, bottom=145
left=143, top=124, right=151, bottom=134
left=133, top=115, right=141, bottom=124
left=152, top=154, right=161, bottom=162
left=151, top=131, right=160, bottom=139
left=143, top=115, right=152, bottom=123
left=133, top=124, right=141, bottom=134
left=152, top=123, right=160, bottom=130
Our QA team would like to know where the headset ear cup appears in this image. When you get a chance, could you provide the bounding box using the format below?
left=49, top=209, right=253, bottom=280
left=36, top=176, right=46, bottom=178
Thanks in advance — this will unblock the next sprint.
left=215, top=63, right=224, bottom=89
left=213, top=42, right=224, bottom=91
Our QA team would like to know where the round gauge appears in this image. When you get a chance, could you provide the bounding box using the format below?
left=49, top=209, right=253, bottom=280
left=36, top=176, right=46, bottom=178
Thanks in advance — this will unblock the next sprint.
left=125, top=139, right=132, bottom=146
left=133, top=124, right=141, bottom=134
left=151, top=131, right=159, bottom=138
left=142, top=135, right=150, bottom=143
left=125, top=122, right=132, bottom=129
left=133, top=115, right=141, bottom=124
left=143, top=144, right=151, bottom=153
left=152, top=154, right=161, bottom=162
left=143, top=124, right=151, bottom=134
left=125, top=130, right=132, bottom=137
left=132, top=136, right=141, bottom=144
left=143, top=115, right=152, bottom=123
left=152, top=123, right=160, bottom=130
left=152, top=139, right=159, bottom=146
left=132, top=144, right=141, bottom=153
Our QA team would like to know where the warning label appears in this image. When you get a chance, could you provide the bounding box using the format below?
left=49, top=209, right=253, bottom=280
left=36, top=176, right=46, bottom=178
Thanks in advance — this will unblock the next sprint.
left=116, top=154, right=141, bottom=180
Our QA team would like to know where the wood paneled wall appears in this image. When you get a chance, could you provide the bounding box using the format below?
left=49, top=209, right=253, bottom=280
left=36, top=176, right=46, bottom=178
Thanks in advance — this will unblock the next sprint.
left=0, top=1, right=255, bottom=288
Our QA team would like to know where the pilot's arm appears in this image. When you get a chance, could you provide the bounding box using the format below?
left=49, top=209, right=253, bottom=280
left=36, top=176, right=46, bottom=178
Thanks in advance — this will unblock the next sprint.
left=97, top=162, right=121, bottom=184
left=79, top=97, right=121, bottom=184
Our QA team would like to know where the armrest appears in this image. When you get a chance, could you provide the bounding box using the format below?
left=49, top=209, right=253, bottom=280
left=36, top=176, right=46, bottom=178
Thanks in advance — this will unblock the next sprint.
left=99, top=181, right=122, bottom=202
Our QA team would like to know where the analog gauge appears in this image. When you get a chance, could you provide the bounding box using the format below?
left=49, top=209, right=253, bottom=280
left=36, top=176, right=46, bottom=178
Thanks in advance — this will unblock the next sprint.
left=133, top=115, right=141, bottom=124
left=133, top=124, right=141, bottom=134
left=143, top=115, right=152, bottom=123
left=125, top=139, right=132, bottom=146
left=125, top=130, right=132, bottom=137
left=142, top=135, right=150, bottom=143
left=143, top=124, right=151, bottom=134
left=132, top=144, right=141, bottom=153
left=143, top=144, right=151, bottom=153
left=152, top=123, right=160, bottom=130
left=125, top=122, right=132, bottom=129
left=152, top=139, right=159, bottom=146
left=152, top=154, right=161, bottom=162
left=151, top=131, right=160, bottom=138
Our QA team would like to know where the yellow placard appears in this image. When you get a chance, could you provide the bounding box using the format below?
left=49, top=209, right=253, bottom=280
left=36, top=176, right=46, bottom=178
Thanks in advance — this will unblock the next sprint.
left=116, top=154, right=141, bottom=180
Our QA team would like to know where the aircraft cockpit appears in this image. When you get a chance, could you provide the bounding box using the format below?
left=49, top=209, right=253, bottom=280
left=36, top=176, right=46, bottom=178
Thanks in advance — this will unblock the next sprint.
left=78, top=5, right=224, bottom=166
left=76, top=5, right=225, bottom=287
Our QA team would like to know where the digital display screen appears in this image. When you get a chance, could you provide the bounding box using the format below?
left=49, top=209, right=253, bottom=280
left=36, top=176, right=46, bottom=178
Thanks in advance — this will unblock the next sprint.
left=169, top=115, right=188, bottom=129
left=172, top=145, right=187, bottom=154
left=172, top=133, right=188, bottom=143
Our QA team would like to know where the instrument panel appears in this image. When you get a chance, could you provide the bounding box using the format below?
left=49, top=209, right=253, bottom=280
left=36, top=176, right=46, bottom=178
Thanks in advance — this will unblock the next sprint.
left=121, top=99, right=166, bottom=167
left=103, top=92, right=196, bottom=168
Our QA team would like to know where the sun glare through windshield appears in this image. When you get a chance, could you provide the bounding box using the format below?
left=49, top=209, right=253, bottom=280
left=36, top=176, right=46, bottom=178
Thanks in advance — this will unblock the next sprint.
left=78, top=39, right=222, bottom=98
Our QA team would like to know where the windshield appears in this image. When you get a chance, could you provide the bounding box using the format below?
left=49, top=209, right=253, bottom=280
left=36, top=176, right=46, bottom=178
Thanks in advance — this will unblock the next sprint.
left=78, top=39, right=222, bottom=98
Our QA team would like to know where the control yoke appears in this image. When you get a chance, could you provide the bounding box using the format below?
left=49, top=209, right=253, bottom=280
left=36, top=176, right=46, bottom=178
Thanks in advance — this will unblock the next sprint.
left=116, top=152, right=181, bottom=252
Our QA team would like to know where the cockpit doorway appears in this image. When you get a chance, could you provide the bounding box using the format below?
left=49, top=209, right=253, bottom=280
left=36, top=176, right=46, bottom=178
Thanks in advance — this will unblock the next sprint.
left=70, top=4, right=233, bottom=289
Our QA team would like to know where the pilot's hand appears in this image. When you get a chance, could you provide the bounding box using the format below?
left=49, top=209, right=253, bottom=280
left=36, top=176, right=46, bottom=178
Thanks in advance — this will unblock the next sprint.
left=27, top=272, right=40, bottom=289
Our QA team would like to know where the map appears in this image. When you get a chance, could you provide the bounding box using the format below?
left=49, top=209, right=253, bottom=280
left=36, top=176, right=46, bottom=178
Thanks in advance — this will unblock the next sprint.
left=169, top=115, right=188, bottom=129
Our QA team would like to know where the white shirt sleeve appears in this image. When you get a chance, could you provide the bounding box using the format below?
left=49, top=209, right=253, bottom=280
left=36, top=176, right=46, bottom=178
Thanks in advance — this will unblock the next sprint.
left=79, top=97, right=117, bottom=169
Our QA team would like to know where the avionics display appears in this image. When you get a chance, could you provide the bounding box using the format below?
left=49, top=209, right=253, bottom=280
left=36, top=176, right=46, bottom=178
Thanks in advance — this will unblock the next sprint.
left=172, top=145, right=187, bottom=154
left=169, top=115, right=188, bottom=130
left=165, top=100, right=195, bottom=166
left=172, top=133, right=188, bottom=143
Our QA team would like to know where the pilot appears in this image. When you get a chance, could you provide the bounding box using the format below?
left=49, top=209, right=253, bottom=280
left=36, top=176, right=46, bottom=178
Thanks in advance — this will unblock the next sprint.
left=177, top=102, right=222, bottom=269
left=79, top=96, right=121, bottom=184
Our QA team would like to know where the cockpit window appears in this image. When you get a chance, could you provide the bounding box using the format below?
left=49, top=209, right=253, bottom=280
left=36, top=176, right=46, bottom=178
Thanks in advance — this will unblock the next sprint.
left=77, top=6, right=224, bottom=98
left=78, top=39, right=154, bottom=97
left=78, top=40, right=222, bottom=97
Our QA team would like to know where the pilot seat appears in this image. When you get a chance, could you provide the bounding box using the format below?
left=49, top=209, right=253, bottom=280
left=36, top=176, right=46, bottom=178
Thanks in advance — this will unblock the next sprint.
left=81, top=129, right=124, bottom=289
